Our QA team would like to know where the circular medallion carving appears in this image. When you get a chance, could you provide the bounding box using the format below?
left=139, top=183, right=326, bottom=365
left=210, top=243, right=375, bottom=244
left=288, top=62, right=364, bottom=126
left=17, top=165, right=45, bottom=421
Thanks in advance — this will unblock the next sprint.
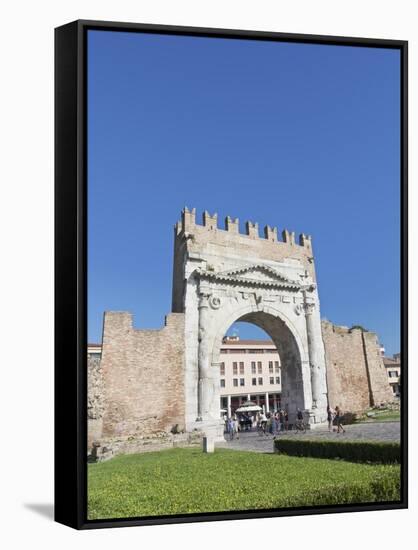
left=209, top=296, right=221, bottom=309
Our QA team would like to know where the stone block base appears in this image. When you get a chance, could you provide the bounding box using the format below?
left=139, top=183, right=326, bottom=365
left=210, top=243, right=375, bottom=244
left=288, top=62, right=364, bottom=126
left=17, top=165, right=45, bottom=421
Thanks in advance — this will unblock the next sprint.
left=89, top=430, right=203, bottom=462
left=190, top=418, right=225, bottom=443
left=306, top=408, right=328, bottom=427
left=203, top=436, right=215, bottom=453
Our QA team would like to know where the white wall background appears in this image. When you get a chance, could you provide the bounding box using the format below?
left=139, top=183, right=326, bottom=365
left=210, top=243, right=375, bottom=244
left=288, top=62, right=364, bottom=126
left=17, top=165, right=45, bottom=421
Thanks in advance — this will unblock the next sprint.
left=0, top=0, right=415, bottom=546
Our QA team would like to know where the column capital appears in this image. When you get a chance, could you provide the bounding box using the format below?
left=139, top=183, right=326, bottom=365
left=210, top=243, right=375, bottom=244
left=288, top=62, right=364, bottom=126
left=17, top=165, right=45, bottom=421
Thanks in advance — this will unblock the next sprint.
left=198, top=291, right=211, bottom=309
left=304, top=302, right=315, bottom=316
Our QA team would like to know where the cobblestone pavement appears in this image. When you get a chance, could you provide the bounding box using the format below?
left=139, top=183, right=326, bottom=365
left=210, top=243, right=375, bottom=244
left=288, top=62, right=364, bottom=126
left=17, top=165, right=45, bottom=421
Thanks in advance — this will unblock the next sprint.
left=217, top=422, right=401, bottom=453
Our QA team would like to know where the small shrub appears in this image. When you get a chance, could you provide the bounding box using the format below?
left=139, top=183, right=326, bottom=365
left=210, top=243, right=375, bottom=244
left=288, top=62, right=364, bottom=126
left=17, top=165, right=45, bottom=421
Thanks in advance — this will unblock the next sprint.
left=342, top=411, right=357, bottom=424
left=289, top=468, right=400, bottom=506
left=274, top=439, right=400, bottom=464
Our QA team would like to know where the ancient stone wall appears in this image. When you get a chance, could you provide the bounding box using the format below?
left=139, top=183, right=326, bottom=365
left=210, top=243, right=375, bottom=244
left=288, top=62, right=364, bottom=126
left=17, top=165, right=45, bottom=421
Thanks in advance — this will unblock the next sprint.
left=361, top=331, right=394, bottom=406
left=87, top=353, right=104, bottom=448
left=322, top=321, right=393, bottom=413
left=88, top=311, right=186, bottom=452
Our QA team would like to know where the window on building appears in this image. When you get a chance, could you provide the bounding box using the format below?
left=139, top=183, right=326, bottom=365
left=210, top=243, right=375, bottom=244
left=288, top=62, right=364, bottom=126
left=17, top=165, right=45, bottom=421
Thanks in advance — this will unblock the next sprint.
left=258, top=377, right=263, bottom=385
left=252, top=378, right=257, bottom=385
left=240, top=378, right=245, bottom=386
left=220, top=362, right=225, bottom=376
left=269, top=361, right=273, bottom=373
left=239, top=362, right=244, bottom=374
left=389, top=371, right=398, bottom=378
left=257, top=361, right=262, bottom=373
left=275, top=361, right=280, bottom=372
left=269, top=377, right=274, bottom=385
left=233, top=378, right=238, bottom=387
left=220, top=379, right=225, bottom=388
left=233, top=362, right=238, bottom=375
left=251, top=362, right=256, bottom=374
left=276, top=377, right=280, bottom=384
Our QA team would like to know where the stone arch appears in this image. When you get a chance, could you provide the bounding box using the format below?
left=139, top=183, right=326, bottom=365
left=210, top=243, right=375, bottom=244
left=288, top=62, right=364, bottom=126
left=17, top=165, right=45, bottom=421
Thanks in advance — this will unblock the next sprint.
left=210, top=302, right=308, bottom=367
left=172, top=211, right=329, bottom=435
left=209, top=303, right=311, bottom=423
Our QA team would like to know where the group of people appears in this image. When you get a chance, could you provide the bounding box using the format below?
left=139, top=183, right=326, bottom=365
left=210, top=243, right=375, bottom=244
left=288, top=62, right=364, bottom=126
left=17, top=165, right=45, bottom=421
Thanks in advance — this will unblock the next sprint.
left=224, top=409, right=293, bottom=439
left=224, top=405, right=346, bottom=439
left=327, top=405, right=346, bottom=433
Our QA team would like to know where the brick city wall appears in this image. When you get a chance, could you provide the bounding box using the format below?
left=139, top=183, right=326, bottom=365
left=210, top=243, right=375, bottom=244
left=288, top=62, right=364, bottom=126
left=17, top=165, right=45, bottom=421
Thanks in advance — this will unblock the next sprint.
left=322, top=321, right=393, bottom=413
left=88, top=311, right=186, bottom=453
left=87, top=315, right=394, bottom=455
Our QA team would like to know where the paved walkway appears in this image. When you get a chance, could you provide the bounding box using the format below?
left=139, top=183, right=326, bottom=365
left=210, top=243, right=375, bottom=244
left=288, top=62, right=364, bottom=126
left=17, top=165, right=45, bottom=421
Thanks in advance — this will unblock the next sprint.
left=217, top=421, right=400, bottom=453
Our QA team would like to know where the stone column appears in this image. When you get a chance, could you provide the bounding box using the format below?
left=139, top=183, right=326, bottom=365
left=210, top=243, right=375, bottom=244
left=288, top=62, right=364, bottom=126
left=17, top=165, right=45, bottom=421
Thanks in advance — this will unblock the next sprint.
left=227, top=395, right=231, bottom=418
left=197, top=288, right=212, bottom=420
left=273, top=395, right=277, bottom=412
left=304, top=299, right=322, bottom=408
left=247, top=394, right=251, bottom=402
left=265, top=392, right=270, bottom=413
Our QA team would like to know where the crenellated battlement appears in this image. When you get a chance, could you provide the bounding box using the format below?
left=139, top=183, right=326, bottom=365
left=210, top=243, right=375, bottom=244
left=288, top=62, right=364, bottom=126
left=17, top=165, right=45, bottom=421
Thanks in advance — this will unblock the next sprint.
left=175, top=207, right=312, bottom=249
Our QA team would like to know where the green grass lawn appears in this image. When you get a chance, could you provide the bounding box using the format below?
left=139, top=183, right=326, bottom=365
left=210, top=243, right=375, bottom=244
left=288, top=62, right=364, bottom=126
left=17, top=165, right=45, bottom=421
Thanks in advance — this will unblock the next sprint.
left=357, top=409, right=401, bottom=423
left=88, top=448, right=400, bottom=520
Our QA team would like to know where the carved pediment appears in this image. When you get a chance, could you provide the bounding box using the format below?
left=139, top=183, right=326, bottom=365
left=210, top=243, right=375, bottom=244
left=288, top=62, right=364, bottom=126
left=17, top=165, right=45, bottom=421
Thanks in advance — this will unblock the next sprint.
left=199, top=264, right=301, bottom=291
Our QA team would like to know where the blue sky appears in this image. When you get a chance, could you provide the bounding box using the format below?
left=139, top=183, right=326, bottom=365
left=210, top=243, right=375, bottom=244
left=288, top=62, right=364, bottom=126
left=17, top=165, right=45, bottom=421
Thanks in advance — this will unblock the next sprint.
left=88, top=30, right=400, bottom=355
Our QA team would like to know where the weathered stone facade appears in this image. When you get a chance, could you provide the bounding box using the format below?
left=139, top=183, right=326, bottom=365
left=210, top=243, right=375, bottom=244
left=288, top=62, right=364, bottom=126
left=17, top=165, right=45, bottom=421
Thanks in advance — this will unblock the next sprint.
left=88, top=209, right=393, bottom=457
left=172, top=208, right=328, bottom=439
left=87, top=353, right=104, bottom=447
left=89, top=311, right=187, bottom=457
left=322, top=321, right=393, bottom=413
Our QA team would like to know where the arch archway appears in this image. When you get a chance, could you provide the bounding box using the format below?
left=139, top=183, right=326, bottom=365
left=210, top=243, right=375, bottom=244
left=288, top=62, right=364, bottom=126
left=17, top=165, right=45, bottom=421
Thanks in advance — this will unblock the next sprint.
left=185, top=266, right=329, bottom=437
left=210, top=306, right=311, bottom=425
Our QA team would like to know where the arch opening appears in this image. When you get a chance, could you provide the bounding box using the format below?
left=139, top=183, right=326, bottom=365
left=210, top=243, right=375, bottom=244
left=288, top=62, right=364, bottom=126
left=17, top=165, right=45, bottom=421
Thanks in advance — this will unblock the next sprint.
left=211, top=310, right=309, bottom=426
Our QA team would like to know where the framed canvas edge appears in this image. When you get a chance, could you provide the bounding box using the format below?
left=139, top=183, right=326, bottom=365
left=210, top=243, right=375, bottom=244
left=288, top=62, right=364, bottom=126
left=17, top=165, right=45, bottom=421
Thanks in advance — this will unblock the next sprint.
left=54, top=19, right=408, bottom=530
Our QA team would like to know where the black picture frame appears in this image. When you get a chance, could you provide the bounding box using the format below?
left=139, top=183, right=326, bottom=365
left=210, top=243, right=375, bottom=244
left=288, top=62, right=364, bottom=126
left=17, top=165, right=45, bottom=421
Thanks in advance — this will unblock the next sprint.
left=55, top=19, right=408, bottom=530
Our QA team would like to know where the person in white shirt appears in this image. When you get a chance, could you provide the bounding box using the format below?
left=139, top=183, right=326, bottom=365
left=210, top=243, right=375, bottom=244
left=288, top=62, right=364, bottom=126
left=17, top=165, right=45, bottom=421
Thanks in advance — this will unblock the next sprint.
left=259, top=412, right=267, bottom=434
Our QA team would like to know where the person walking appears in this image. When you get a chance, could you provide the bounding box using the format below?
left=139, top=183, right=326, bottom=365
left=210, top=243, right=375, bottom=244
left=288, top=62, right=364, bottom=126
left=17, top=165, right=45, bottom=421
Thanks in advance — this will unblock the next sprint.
left=224, top=413, right=229, bottom=434
left=284, top=408, right=289, bottom=432
left=271, top=413, right=277, bottom=435
left=228, top=417, right=235, bottom=440
left=266, top=413, right=273, bottom=435
left=234, top=416, right=240, bottom=439
left=274, top=412, right=281, bottom=435
left=334, top=406, right=345, bottom=433
left=295, top=408, right=306, bottom=433
left=327, top=406, right=334, bottom=432
left=259, top=411, right=267, bottom=435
